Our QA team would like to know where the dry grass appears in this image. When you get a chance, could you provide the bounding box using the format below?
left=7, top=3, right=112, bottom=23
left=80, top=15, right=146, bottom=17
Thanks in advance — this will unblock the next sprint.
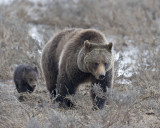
left=0, top=0, right=160, bottom=127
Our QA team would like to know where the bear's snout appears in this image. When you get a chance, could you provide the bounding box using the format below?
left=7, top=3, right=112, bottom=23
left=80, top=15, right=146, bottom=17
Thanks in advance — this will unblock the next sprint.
left=99, top=74, right=105, bottom=80
left=95, top=63, right=106, bottom=80
left=32, top=85, right=36, bottom=88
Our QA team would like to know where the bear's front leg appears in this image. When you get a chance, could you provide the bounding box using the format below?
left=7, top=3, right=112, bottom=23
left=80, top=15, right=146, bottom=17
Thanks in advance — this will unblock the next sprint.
left=91, top=69, right=113, bottom=110
left=91, top=82, right=107, bottom=110
left=55, top=72, right=77, bottom=108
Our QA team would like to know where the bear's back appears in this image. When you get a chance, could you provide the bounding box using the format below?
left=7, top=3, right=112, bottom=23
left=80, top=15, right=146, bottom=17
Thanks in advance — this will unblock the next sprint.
left=54, top=28, right=81, bottom=59
left=54, top=28, right=106, bottom=59
left=14, top=64, right=26, bottom=81
left=43, top=28, right=107, bottom=71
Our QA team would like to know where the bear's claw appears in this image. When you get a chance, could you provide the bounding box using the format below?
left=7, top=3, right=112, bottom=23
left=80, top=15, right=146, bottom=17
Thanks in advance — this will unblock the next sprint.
left=55, top=95, right=75, bottom=108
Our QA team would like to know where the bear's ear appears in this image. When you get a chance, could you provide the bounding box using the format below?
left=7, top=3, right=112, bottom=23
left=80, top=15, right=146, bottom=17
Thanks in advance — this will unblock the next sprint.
left=84, top=40, right=92, bottom=52
left=24, top=67, right=28, bottom=73
left=34, top=66, right=38, bottom=73
left=108, top=42, right=113, bottom=51
left=84, top=40, right=91, bottom=49
left=105, top=42, right=113, bottom=52
left=84, top=40, right=97, bottom=52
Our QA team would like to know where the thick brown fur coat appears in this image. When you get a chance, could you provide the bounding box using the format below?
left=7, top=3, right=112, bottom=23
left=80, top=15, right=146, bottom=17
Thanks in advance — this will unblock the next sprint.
left=41, top=28, right=114, bottom=109
left=14, top=64, right=38, bottom=93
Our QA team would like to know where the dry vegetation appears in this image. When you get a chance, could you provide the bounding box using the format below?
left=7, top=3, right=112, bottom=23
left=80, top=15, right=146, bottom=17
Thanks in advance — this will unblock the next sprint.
left=0, top=0, right=160, bottom=127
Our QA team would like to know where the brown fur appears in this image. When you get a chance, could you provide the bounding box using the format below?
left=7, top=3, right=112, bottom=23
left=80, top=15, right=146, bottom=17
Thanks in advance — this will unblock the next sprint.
left=41, top=28, right=79, bottom=93
left=13, top=64, right=39, bottom=93
left=41, top=28, right=114, bottom=109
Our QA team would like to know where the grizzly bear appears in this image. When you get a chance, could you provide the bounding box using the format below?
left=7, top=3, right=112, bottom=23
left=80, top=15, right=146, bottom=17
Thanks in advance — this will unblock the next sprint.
left=13, top=64, right=39, bottom=93
left=41, top=28, right=114, bottom=109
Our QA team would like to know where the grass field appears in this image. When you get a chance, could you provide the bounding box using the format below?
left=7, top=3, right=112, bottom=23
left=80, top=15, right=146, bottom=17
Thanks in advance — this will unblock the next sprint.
left=0, top=0, right=160, bottom=127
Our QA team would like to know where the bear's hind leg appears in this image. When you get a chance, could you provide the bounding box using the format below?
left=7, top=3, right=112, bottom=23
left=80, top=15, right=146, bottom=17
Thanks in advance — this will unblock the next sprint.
left=42, top=58, right=58, bottom=97
left=46, top=71, right=58, bottom=97
left=15, top=81, right=20, bottom=93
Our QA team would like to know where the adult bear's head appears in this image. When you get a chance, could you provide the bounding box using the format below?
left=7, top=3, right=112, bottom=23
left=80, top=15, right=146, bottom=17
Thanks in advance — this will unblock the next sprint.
left=78, top=40, right=113, bottom=80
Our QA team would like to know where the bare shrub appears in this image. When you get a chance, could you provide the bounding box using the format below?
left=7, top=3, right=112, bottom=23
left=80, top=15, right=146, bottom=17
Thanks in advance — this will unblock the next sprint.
left=0, top=0, right=160, bottom=127
left=27, top=117, right=43, bottom=128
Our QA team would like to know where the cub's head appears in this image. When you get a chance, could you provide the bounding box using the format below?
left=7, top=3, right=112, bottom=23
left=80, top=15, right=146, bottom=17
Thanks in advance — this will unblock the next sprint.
left=84, top=40, right=113, bottom=80
left=23, top=66, right=39, bottom=91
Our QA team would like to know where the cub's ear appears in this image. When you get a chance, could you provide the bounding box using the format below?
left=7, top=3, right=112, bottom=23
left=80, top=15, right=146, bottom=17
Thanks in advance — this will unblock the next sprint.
left=105, top=42, right=113, bottom=52
left=34, top=66, right=38, bottom=72
left=23, top=67, right=28, bottom=73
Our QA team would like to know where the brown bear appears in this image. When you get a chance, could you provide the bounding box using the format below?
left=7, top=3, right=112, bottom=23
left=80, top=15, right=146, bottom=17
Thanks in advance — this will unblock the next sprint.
left=13, top=64, right=39, bottom=93
left=41, top=28, right=114, bottom=109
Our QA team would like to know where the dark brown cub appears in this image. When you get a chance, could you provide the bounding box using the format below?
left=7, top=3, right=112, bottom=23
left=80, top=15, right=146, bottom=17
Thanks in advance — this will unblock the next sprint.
left=13, top=64, right=39, bottom=93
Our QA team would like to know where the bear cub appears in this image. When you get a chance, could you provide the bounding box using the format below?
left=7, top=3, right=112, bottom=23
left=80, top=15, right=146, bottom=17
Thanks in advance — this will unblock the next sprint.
left=41, top=28, right=114, bottom=109
left=13, top=64, right=39, bottom=93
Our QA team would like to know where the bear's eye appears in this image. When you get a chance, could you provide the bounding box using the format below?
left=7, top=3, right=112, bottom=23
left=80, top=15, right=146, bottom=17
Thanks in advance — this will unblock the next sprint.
left=104, top=63, right=107, bottom=67
left=29, top=78, right=33, bottom=82
left=94, top=62, right=99, bottom=67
